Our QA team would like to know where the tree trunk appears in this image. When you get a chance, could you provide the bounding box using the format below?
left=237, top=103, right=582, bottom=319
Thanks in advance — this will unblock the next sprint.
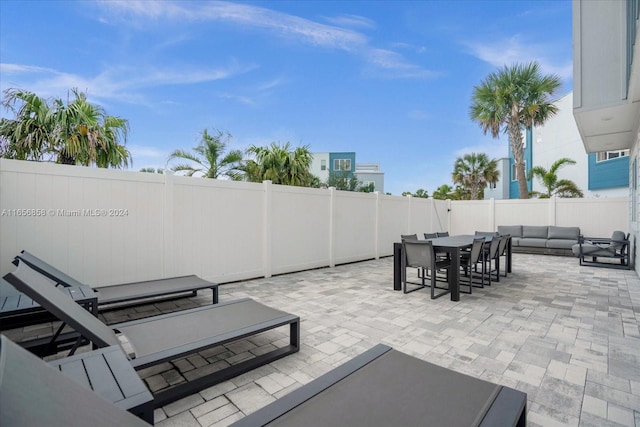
left=507, top=113, right=529, bottom=199
left=516, top=162, right=529, bottom=198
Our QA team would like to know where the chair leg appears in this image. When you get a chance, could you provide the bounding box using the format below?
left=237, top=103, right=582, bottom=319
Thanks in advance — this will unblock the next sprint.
left=430, top=266, right=451, bottom=299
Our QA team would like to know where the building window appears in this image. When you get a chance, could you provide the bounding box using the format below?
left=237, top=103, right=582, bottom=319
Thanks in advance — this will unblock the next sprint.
left=320, top=160, right=326, bottom=171
left=596, top=150, right=629, bottom=162
left=334, top=159, right=351, bottom=171
left=511, top=161, right=526, bottom=181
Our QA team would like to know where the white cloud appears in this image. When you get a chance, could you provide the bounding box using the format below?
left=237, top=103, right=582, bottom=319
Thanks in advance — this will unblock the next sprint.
left=454, top=139, right=509, bottom=160
left=0, top=61, right=255, bottom=106
left=97, top=0, right=438, bottom=80
left=323, top=14, right=376, bottom=30
left=463, top=34, right=572, bottom=81
left=217, top=93, right=255, bottom=106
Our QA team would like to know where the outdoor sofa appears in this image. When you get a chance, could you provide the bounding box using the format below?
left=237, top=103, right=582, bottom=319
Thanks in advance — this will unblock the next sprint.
left=231, top=344, right=527, bottom=427
left=4, top=262, right=300, bottom=408
left=497, top=225, right=580, bottom=256
left=0, top=250, right=219, bottom=330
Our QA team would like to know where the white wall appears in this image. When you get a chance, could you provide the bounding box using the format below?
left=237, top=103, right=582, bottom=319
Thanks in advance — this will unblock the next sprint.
left=309, top=152, right=329, bottom=182
left=532, top=92, right=590, bottom=195
left=0, top=159, right=447, bottom=289
left=0, top=159, right=631, bottom=293
left=450, top=197, right=628, bottom=238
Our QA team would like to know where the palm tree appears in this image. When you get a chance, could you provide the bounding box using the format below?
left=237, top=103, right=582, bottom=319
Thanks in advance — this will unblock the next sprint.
left=0, top=89, right=54, bottom=161
left=432, top=184, right=453, bottom=200
left=325, top=170, right=359, bottom=191
left=402, top=189, right=429, bottom=198
left=167, top=129, right=244, bottom=179
left=470, top=62, right=562, bottom=199
left=245, top=142, right=314, bottom=187
left=527, top=158, right=584, bottom=198
left=452, top=152, right=499, bottom=200
left=0, top=88, right=131, bottom=168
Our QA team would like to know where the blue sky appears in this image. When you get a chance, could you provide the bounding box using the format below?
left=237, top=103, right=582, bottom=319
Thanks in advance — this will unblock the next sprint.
left=0, top=0, right=573, bottom=195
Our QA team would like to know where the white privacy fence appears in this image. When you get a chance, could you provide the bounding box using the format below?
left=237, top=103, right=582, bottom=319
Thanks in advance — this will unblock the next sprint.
left=0, top=159, right=447, bottom=289
left=0, top=159, right=630, bottom=291
left=449, top=197, right=629, bottom=238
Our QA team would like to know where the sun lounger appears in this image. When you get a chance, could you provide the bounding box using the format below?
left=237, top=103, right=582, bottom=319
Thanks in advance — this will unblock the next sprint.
left=4, top=263, right=300, bottom=408
left=0, top=335, right=151, bottom=427
left=16, top=250, right=219, bottom=307
left=1, top=276, right=98, bottom=330
left=231, top=344, right=527, bottom=427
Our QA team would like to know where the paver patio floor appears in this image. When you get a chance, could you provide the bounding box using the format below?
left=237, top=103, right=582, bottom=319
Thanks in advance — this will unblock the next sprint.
left=5, top=253, right=640, bottom=426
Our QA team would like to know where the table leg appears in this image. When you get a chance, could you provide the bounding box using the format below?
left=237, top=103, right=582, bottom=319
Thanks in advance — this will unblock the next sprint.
left=449, top=247, right=460, bottom=301
left=507, top=238, right=512, bottom=273
left=393, top=243, right=402, bottom=291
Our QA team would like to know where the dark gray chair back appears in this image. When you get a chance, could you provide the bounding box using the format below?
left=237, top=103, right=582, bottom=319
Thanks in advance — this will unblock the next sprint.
left=401, top=234, right=418, bottom=242
left=469, top=237, right=486, bottom=263
left=403, top=241, right=436, bottom=269
left=498, top=235, right=510, bottom=256
left=424, top=233, right=437, bottom=239
left=475, top=231, right=498, bottom=239
left=488, top=238, right=501, bottom=259
left=610, top=231, right=627, bottom=250
left=436, top=231, right=449, bottom=237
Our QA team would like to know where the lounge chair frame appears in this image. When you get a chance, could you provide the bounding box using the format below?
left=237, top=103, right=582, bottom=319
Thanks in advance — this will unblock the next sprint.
left=4, top=267, right=300, bottom=408
left=574, top=234, right=631, bottom=270
left=231, top=344, right=526, bottom=427
left=16, top=250, right=220, bottom=307
left=0, top=335, right=151, bottom=427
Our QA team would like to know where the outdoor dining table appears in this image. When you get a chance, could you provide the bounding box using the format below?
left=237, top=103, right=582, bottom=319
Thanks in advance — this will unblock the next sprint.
left=393, top=234, right=512, bottom=301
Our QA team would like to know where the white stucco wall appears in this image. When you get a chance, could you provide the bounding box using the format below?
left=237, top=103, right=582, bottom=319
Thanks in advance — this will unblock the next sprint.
left=531, top=92, right=590, bottom=196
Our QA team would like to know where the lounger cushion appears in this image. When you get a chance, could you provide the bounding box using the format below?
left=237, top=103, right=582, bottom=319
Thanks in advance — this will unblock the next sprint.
left=572, top=243, right=615, bottom=257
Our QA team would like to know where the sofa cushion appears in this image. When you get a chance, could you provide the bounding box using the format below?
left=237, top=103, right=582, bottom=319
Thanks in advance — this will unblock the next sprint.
left=518, top=238, right=547, bottom=248
left=510, top=237, right=521, bottom=247
left=548, top=226, right=580, bottom=240
left=547, top=239, right=578, bottom=249
left=498, top=225, right=522, bottom=238
left=522, top=226, right=548, bottom=239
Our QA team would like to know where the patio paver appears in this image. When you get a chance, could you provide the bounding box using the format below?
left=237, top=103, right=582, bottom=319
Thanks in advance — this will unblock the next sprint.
left=4, top=253, right=639, bottom=426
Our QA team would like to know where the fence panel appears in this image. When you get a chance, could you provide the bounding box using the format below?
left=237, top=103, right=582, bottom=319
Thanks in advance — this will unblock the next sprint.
left=171, top=177, right=264, bottom=283
left=332, top=191, right=377, bottom=264
left=270, top=185, right=331, bottom=275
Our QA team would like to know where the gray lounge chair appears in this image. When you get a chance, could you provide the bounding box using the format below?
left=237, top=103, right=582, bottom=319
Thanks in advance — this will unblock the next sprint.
left=4, top=262, right=300, bottom=408
left=0, top=335, right=151, bottom=427
left=16, top=250, right=219, bottom=307
left=231, top=344, right=527, bottom=427
left=572, top=230, right=631, bottom=269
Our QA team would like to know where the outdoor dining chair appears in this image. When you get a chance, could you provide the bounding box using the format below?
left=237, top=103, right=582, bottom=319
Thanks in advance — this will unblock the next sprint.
left=496, top=234, right=511, bottom=279
left=482, top=237, right=502, bottom=284
left=459, top=237, right=486, bottom=294
left=402, top=240, right=452, bottom=299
